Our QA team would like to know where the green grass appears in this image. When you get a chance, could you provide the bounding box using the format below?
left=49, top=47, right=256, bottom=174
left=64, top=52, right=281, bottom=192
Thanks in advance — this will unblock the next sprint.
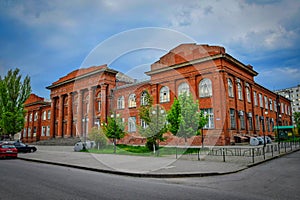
left=81, top=144, right=208, bottom=157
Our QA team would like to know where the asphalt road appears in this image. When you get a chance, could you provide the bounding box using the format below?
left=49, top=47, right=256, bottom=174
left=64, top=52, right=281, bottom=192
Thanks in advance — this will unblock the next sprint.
left=0, top=151, right=299, bottom=200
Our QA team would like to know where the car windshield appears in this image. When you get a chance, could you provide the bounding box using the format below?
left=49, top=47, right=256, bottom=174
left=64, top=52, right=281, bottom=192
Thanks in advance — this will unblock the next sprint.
left=1, top=145, right=15, bottom=148
left=15, top=142, right=26, bottom=147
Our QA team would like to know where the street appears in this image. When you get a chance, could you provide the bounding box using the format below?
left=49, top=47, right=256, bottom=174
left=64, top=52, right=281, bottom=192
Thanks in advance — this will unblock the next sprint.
left=0, top=151, right=299, bottom=200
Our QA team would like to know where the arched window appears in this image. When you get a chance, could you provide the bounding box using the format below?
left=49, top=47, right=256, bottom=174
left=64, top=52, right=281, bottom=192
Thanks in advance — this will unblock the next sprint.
left=228, top=79, right=234, bottom=97
left=160, top=86, right=170, bottom=103
left=178, top=82, right=189, bottom=96
left=128, top=94, right=136, bottom=108
left=141, top=91, right=148, bottom=106
left=117, top=96, right=125, bottom=109
left=199, top=78, right=212, bottom=97
left=237, top=83, right=243, bottom=100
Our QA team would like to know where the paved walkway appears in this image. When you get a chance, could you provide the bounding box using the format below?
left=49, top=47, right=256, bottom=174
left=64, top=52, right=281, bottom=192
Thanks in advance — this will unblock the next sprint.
left=18, top=145, right=299, bottom=178
left=17, top=145, right=249, bottom=178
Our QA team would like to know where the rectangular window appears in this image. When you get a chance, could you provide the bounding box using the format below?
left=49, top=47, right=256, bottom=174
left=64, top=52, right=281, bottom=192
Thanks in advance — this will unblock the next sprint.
left=42, top=111, right=47, bottom=120
left=259, top=94, right=263, bottom=108
left=46, top=126, right=50, bottom=136
left=248, top=117, right=253, bottom=131
left=267, top=117, right=270, bottom=132
left=41, top=126, right=45, bottom=136
left=201, top=108, right=214, bottom=129
left=47, top=111, right=51, bottom=120
left=28, top=128, right=31, bottom=137
left=269, top=99, right=273, bottom=111
left=254, top=91, right=258, bottom=106
left=230, top=109, right=236, bottom=129
left=239, top=111, right=245, bottom=129
left=255, top=115, right=260, bottom=130
left=33, top=127, right=37, bottom=137
left=128, top=117, right=136, bottom=132
left=23, top=128, right=27, bottom=137
left=274, top=100, right=277, bottom=112
left=264, top=96, right=268, bottom=109
left=140, top=119, right=148, bottom=129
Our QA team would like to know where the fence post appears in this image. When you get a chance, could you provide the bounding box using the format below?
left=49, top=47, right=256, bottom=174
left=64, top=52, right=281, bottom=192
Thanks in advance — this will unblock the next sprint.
left=252, top=148, right=255, bottom=163
left=222, top=148, right=226, bottom=162
left=285, top=142, right=287, bottom=153
left=271, top=144, right=273, bottom=157
left=198, top=148, right=200, bottom=161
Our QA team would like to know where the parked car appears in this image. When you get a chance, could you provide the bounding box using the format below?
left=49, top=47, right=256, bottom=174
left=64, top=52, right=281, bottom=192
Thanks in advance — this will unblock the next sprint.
left=256, top=137, right=264, bottom=145
left=0, top=143, right=18, bottom=158
left=13, top=142, right=37, bottom=153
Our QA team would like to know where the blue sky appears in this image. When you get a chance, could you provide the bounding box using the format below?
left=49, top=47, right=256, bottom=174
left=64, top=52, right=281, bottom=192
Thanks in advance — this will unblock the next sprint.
left=0, top=0, right=300, bottom=98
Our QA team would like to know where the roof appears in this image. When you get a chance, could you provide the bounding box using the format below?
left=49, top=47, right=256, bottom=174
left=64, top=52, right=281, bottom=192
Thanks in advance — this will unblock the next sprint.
left=46, top=65, right=118, bottom=89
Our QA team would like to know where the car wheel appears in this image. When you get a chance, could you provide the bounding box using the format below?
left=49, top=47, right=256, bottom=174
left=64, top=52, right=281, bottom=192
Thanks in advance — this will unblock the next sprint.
left=31, top=149, right=35, bottom=153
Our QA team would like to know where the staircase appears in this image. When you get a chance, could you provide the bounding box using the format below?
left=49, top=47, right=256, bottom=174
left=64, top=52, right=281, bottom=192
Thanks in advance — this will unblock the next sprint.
left=34, top=137, right=81, bottom=146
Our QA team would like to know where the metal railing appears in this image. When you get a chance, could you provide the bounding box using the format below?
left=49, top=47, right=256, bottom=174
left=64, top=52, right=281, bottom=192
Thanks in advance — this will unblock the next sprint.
left=173, top=141, right=300, bottom=164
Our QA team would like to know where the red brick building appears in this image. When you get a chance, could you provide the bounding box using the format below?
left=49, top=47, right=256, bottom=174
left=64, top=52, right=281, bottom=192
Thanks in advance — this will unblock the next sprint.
left=22, top=43, right=292, bottom=145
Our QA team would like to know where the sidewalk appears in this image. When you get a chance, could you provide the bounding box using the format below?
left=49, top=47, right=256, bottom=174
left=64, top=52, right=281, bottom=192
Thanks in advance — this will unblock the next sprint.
left=17, top=145, right=250, bottom=178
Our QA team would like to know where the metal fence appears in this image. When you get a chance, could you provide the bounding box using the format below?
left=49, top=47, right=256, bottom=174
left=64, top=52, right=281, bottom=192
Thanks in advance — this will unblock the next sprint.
left=174, top=141, right=300, bottom=164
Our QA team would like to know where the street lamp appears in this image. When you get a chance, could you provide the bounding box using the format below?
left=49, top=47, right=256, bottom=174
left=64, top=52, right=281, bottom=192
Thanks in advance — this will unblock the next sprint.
left=202, top=111, right=207, bottom=149
left=111, top=113, right=120, bottom=154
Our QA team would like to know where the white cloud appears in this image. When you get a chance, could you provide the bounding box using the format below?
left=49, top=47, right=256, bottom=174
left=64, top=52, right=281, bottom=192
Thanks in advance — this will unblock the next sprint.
left=256, top=67, right=300, bottom=89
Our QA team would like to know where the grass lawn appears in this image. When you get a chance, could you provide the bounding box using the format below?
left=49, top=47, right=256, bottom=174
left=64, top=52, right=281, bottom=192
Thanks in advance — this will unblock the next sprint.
left=82, top=144, right=206, bottom=157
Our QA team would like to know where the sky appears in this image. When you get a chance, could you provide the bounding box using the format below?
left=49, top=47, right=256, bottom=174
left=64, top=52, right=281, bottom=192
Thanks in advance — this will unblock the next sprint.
left=0, top=0, right=300, bottom=98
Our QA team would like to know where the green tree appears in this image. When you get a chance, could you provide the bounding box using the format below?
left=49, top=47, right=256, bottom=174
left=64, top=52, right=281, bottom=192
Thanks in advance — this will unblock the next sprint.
left=88, top=127, right=107, bottom=148
left=139, top=105, right=167, bottom=153
left=0, top=68, right=31, bottom=139
left=102, top=115, right=125, bottom=152
left=294, top=112, right=300, bottom=133
left=167, top=92, right=208, bottom=144
left=166, top=97, right=181, bottom=135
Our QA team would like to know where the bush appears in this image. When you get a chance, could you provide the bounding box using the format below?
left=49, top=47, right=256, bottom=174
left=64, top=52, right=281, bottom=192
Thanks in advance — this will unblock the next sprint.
left=88, top=127, right=107, bottom=148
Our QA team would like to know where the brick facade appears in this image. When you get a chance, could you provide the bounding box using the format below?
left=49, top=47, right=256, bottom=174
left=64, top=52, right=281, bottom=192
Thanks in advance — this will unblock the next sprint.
left=22, top=44, right=292, bottom=145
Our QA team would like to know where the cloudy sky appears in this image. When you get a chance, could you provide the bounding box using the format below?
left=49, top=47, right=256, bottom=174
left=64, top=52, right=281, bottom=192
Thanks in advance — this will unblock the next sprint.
left=0, top=0, right=300, bottom=97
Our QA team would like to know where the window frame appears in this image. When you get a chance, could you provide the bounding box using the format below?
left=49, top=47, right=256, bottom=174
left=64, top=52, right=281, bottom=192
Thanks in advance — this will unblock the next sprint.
left=199, top=78, right=212, bottom=98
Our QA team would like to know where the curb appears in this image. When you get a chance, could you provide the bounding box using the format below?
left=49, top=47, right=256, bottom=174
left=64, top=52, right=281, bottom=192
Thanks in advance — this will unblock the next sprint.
left=18, top=148, right=300, bottom=178
left=247, top=148, right=300, bottom=168
left=17, top=157, right=247, bottom=178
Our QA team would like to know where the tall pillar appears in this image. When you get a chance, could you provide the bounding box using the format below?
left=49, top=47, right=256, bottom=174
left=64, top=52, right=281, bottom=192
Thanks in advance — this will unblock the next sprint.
left=50, top=98, right=56, bottom=138
left=77, top=90, right=83, bottom=137
left=88, top=87, right=94, bottom=132
left=100, top=84, right=108, bottom=123
left=57, top=95, right=64, bottom=138
left=66, top=92, right=73, bottom=138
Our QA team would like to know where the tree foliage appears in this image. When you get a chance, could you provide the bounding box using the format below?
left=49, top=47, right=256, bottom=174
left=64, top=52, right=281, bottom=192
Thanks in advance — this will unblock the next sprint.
left=294, top=112, right=300, bottom=132
left=139, top=105, right=167, bottom=151
left=0, top=68, right=31, bottom=137
left=88, top=127, right=107, bottom=147
left=139, top=91, right=167, bottom=151
left=167, top=92, right=208, bottom=143
left=102, top=116, right=125, bottom=145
